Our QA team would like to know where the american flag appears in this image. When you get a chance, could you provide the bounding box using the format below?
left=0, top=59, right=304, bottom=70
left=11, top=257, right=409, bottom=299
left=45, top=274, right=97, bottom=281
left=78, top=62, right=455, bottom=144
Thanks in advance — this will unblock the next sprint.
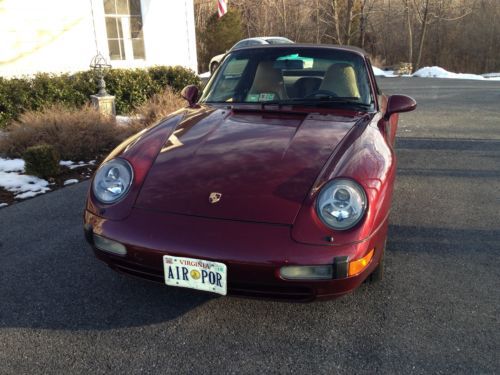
left=218, top=0, right=228, bottom=18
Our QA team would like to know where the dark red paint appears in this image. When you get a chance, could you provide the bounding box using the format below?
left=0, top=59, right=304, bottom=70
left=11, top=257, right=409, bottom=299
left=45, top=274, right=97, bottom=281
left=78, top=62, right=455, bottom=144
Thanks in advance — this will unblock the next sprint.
left=386, top=94, right=417, bottom=118
left=83, top=45, right=416, bottom=300
left=181, top=85, right=200, bottom=107
left=136, top=110, right=358, bottom=224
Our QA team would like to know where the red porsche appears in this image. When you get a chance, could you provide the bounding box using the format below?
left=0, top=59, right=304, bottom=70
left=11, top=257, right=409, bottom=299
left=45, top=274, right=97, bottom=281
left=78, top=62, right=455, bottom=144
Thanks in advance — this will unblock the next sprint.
left=84, top=44, right=416, bottom=300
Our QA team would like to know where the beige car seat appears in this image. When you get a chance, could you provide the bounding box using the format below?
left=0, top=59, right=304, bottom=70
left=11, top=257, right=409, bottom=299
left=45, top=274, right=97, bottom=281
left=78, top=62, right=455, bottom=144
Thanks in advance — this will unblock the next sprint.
left=319, top=63, right=360, bottom=98
left=247, top=61, right=287, bottom=100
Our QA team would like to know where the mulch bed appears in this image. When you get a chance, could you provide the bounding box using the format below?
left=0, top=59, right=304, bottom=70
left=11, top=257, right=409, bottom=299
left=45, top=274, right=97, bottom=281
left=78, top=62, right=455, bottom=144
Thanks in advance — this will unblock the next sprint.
left=0, top=163, right=99, bottom=207
left=0, top=188, right=13, bottom=205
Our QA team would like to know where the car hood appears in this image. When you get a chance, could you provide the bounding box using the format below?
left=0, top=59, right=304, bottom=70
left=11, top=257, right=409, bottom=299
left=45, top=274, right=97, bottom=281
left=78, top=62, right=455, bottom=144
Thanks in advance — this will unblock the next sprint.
left=135, top=106, right=363, bottom=224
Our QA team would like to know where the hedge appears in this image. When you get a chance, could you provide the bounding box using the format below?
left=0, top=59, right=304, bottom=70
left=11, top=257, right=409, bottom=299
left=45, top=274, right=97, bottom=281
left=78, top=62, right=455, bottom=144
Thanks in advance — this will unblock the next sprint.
left=0, top=66, right=200, bottom=128
left=23, top=144, right=60, bottom=179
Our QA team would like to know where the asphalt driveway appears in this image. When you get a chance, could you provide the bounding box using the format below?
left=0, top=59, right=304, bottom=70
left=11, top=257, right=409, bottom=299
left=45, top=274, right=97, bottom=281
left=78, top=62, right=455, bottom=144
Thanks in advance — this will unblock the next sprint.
left=0, top=78, right=499, bottom=374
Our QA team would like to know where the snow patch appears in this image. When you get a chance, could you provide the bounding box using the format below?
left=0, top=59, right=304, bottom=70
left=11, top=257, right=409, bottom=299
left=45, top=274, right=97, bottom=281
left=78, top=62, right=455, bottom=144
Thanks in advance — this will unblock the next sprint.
left=60, top=160, right=95, bottom=169
left=0, top=171, right=50, bottom=199
left=63, top=179, right=79, bottom=186
left=373, top=65, right=500, bottom=81
left=15, top=190, right=48, bottom=199
left=0, top=158, right=25, bottom=173
left=1, top=157, right=97, bottom=204
left=116, top=115, right=132, bottom=125
left=69, top=163, right=93, bottom=169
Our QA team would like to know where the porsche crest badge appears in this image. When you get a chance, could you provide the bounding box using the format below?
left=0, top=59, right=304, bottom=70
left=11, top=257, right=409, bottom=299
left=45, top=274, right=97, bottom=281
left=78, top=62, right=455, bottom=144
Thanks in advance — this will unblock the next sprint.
left=209, top=192, right=222, bottom=204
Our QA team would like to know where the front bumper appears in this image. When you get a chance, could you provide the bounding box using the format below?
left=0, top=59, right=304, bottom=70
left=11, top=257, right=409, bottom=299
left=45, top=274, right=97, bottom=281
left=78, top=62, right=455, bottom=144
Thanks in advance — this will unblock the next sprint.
left=84, top=208, right=387, bottom=301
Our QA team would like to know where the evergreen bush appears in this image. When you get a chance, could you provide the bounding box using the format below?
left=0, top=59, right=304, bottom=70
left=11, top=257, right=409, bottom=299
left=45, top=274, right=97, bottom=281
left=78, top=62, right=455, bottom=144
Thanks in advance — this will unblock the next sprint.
left=23, top=144, right=60, bottom=179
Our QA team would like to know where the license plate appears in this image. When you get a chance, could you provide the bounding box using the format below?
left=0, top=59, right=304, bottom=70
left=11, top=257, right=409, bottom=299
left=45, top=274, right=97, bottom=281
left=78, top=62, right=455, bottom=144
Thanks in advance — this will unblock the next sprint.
left=163, top=255, right=227, bottom=296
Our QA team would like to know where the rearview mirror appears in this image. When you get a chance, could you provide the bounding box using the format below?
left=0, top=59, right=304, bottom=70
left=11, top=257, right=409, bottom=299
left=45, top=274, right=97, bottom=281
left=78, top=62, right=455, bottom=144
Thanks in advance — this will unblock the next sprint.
left=385, top=95, right=417, bottom=118
left=181, top=85, right=199, bottom=107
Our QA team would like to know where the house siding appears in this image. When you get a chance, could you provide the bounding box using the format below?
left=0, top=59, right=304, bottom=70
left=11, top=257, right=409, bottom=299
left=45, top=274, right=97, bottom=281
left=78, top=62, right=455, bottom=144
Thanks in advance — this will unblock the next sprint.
left=0, top=0, right=197, bottom=77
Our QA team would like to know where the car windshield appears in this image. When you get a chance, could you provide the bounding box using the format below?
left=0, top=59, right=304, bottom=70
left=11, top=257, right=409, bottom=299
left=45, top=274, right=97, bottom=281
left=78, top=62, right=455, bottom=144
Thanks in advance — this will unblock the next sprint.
left=200, top=47, right=374, bottom=110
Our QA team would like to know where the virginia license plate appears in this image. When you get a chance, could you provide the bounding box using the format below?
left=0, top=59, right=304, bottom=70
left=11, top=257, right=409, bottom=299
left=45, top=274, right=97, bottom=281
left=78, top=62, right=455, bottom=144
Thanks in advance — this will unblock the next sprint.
left=163, top=255, right=227, bottom=295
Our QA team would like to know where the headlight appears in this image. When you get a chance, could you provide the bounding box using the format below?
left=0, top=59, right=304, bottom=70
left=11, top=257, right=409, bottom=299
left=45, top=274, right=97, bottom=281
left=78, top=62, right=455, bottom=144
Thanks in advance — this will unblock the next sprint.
left=92, top=158, right=133, bottom=204
left=316, top=179, right=367, bottom=230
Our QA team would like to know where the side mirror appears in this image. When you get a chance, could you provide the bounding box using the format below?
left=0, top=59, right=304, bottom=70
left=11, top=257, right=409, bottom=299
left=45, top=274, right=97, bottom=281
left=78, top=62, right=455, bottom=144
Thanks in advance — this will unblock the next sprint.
left=181, top=85, right=199, bottom=107
left=385, top=94, right=417, bottom=119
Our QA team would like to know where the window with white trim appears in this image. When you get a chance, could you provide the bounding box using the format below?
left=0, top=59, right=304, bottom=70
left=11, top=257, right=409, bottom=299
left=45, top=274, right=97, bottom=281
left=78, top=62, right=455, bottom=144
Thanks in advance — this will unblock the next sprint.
left=103, top=0, right=145, bottom=60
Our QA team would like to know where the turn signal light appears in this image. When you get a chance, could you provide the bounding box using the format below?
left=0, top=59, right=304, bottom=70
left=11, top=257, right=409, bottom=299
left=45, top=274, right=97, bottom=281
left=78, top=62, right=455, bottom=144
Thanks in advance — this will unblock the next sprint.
left=348, top=249, right=374, bottom=276
left=93, top=234, right=127, bottom=256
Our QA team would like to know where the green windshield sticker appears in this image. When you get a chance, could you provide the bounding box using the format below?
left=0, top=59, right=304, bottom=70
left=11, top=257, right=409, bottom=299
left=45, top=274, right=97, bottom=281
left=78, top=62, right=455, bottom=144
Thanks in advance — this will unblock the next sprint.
left=258, top=93, right=276, bottom=101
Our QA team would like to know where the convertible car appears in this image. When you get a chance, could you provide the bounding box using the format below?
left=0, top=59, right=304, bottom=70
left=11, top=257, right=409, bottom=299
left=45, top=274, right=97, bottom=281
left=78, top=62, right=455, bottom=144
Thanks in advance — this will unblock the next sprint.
left=84, top=44, right=416, bottom=301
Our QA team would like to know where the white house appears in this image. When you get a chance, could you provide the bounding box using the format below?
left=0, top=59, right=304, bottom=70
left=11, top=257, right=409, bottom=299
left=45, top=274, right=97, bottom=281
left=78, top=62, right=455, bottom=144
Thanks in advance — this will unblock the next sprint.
left=0, top=0, right=198, bottom=77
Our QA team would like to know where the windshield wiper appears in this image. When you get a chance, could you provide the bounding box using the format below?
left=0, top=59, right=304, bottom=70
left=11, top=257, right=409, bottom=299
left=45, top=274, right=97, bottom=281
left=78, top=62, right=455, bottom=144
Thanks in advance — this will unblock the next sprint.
left=280, top=98, right=372, bottom=110
left=205, top=98, right=372, bottom=111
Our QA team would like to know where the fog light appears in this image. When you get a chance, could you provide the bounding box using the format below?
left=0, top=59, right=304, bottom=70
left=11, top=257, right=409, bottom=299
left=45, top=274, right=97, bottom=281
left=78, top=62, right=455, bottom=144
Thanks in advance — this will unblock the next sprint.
left=348, top=249, right=374, bottom=276
left=93, top=234, right=127, bottom=256
left=280, top=265, right=333, bottom=280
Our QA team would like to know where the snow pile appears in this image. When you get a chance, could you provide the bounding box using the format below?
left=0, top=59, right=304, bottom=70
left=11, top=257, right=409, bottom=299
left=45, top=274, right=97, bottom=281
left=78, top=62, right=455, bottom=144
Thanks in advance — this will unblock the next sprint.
left=412, top=66, right=500, bottom=80
left=0, top=157, right=51, bottom=200
left=0, top=171, right=50, bottom=199
left=373, top=65, right=500, bottom=80
left=412, top=66, right=483, bottom=80
left=0, top=157, right=98, bottom=205
left=0, top=158, right=25, bottom=173
left=372, top=67, right=397, bottom=77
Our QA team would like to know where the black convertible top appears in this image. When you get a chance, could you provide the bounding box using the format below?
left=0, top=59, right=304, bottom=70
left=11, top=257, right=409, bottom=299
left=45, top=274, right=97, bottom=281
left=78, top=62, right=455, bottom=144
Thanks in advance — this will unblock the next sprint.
left=233, top=43, right=369, bottom=58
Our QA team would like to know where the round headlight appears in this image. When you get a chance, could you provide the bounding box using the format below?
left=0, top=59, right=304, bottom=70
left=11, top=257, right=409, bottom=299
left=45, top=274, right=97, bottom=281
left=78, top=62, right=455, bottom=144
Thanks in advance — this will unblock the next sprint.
left=316, top=179, right=367, bottom=230
left=92, top=158, right=133, bottom=204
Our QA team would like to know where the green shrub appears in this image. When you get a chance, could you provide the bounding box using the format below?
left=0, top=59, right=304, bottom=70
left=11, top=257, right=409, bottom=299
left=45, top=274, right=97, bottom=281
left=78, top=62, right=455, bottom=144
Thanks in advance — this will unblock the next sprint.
left=23, top=144, right=60, bottom=179
left=0, top=66, right=200, bottom=128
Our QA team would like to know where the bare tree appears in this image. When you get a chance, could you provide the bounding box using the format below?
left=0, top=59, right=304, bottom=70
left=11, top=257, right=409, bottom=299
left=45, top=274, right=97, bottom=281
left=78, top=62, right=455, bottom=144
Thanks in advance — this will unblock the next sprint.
left=358, top=0, right=378, bottom=48
left=404, top=0, right=413, bottom=65
left=195, top=0, right=500, bottom=74
left=412, top=0, right=473, bottom=70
